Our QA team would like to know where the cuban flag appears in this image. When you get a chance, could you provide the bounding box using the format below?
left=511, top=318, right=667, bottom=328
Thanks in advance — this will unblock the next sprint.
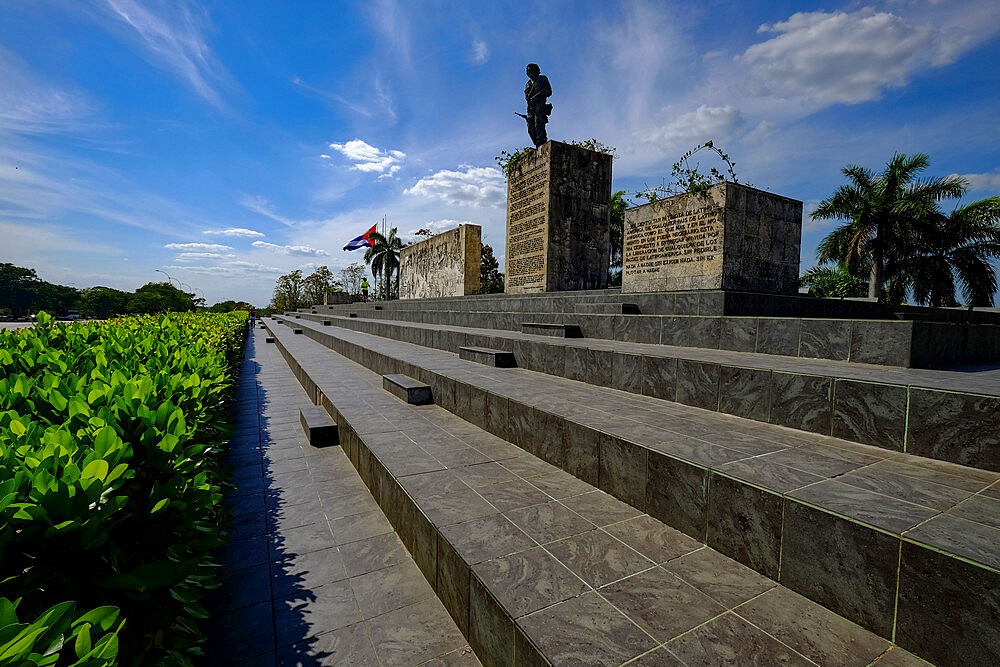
left=343, top=224, right=377, bottom=251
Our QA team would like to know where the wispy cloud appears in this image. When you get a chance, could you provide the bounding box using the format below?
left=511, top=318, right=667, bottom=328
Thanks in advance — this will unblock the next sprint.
left=0, top=46, right=95, bottom=136
left=202, top=227, right=265, bottom=238
left=404, top=166, right=504, bottom=207
left=164, top=242, right=233, bottom=251
left=252, top=241, right=329, bottom=257
left=97, top=0, right=233, bottom=108
left=240, top=195, right=298, bottom=227
left=471, top=39, right=489, bottom=64
left=175, top=251, right=235, bottom=260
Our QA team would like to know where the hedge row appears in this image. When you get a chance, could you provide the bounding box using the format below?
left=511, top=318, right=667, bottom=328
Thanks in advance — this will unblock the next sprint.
left=0, top=311, right=248, bottom=665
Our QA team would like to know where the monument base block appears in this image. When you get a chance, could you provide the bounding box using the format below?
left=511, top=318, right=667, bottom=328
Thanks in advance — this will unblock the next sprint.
left=622, top=182, right=802, bottom=294
left=504, top=141, right=612, bottom=294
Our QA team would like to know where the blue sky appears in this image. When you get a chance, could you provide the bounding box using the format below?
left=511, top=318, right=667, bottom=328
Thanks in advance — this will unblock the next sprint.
left=2, top=0, right=999, bottom=306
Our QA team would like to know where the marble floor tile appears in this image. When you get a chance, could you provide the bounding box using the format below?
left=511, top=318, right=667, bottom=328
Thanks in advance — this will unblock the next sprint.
left=517, top=591, right=657, bottom=665
left=367, top=597, right=469, bottom=666
left=504, top=501, right=595, bottom=545
left=546, top=529, right=654, bottom=587
left=663, top=547, right=776, bottom=609
left=735, top=586, right=889, bottom=667
left=666, top=612, right=812, bottom=666
left=602, top=515, right=702, bottom=564
left=349, top=560, right=435, bottom=620
left=559, top=490, right=643, bottom=527
left=600, top=566, right=725, bottom=642
left=472, top=546, right=589, bottom=618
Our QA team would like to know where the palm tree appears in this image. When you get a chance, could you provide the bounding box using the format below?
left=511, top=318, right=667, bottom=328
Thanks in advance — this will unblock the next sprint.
left=364, top=227, right=403, bottom=300
left=887, top=197, right=1000, bottom=307
left=812, top=153, right=966, bottom=301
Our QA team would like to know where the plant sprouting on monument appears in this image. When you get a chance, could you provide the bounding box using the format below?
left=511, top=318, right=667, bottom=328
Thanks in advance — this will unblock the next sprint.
left=635, top=141, right=742, bottom=203
left=364, top=228, right=403, bottom=300
left=495, top=139, right=616, bottom=178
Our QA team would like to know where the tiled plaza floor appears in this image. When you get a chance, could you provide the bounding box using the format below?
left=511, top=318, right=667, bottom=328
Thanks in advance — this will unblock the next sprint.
left=202, top=329, right=479, bottom=666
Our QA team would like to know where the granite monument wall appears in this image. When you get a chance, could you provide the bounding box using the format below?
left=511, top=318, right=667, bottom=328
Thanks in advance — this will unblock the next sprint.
left=504, top=141, right=612, bottom=294
left=398, top=224, right=481, bottom=299
left=623, top=182, right=802, bottom=294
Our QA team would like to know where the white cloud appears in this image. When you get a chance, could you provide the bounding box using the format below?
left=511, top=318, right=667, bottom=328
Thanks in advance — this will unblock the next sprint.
left=404, top=166, right=505, bottom=207
left=164, top=242, right=233, bottom=251
left=740, top=9, right=938, bottom=106
left=743, top=120, right=775, bottom=144
left=471, top=39, right=489, bottom=64
left=954, top=171, right=1000, bottom=193
left=252, top=241, right=329, bottom=256
left=644, top=105, right=745, bottom=149
left=202, top=227, right=265, bottom=238
left=99, top=0, right=233, bottom=108
left=401, top=219, right=472, bottom=243
left=175, top=251, right=235, bottom=260
left=163, top=243, right=233, bottom=252
left=164, top=260, right=283, bottom=275
left=327, top=139, right=405, bottom=176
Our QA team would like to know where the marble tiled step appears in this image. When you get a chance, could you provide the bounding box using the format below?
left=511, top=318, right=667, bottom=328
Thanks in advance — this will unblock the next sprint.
left=309, top=289, right=1000, bottom=325
left=315, top=306, right=1000, bottom=368
left=263, top=322, right=929, bottom=667
left=286, top=312, right=1000, bottom=472
left=204, top=331, right=479, bottom=665
left=267, top=315, right=1000, bottom=666
left=316, top=295, right=1000, bottom=368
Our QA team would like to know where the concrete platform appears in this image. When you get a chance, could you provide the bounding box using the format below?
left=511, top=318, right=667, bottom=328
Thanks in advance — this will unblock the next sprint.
left=263, top=321, right=933, bottom=667
left=286, top=312, right=1000, bottom=472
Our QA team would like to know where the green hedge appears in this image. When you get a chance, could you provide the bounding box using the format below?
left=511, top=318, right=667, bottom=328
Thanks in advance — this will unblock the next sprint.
left=0, top=311, right=248, bottom=665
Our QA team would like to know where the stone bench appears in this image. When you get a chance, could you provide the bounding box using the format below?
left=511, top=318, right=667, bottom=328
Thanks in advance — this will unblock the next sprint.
left=458, top=346, right=517, bottom=368
left=520, top=322, right=583, bottom=338
left=383, top=374, right=432, bottom=405
left=299, top=405, right=338, bottom=447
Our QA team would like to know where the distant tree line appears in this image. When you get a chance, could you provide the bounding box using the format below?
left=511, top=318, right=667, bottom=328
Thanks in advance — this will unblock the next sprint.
left=0, top=262, right=261, bottom=319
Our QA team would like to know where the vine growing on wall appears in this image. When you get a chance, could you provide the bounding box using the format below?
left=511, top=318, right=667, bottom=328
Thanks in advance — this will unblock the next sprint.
left=635, top=140, right=748, bottom=203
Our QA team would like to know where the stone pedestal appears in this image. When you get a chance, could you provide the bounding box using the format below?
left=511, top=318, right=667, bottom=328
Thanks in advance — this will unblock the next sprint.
left=622, top=182, right=802, bottom=294
left=399, top=224, right=481, bottom=299
left=504, top=141, right=612, bottom=294
left=323, top=291, right=352, bottom=305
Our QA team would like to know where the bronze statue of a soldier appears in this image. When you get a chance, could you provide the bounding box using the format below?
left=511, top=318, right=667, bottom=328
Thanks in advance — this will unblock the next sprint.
left=522, top=63, right=552, bottom=147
